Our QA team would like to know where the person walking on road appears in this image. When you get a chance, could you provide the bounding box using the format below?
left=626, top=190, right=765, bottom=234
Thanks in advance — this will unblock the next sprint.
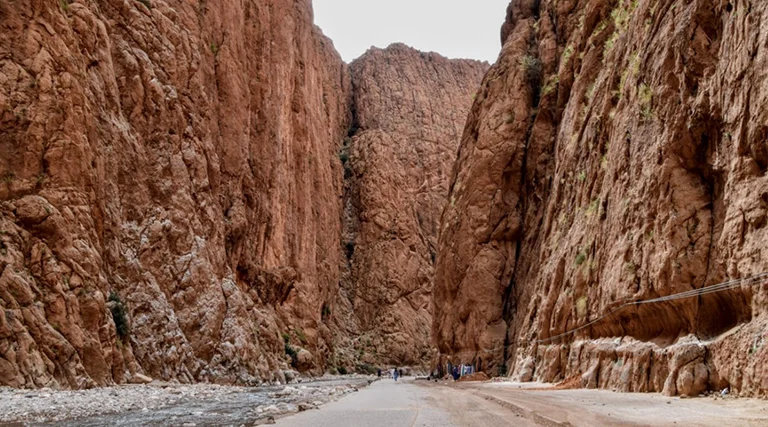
left=393, top=368, right=399, bottom=382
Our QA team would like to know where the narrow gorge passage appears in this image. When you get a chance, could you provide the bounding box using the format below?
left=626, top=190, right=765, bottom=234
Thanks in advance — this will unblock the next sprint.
left=1, top=0, right=767, bottom=425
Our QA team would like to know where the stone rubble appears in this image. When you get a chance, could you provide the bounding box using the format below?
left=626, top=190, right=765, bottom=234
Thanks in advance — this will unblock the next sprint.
left=0, top=376, right=374, bottom=424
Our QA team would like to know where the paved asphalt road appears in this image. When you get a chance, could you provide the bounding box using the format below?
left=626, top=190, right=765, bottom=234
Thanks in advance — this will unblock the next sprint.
left=274, top=378, right=768, bottom=427
left=273, top=378, right=536, bottom=427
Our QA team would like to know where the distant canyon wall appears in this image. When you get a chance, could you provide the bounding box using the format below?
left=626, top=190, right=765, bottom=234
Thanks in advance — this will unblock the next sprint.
left=333, top=44, right=486, bottom=368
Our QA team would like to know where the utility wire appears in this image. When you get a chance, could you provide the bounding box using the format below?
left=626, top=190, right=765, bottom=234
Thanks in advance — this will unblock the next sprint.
left=436, top=272, right=768, bottom=358
left=535, top=272, right=768, bottom=343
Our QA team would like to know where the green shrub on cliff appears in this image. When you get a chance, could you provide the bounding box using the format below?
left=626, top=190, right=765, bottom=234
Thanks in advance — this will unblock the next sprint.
left=356, top=363, right=376, bottom=375
left=108, top=292, right=130, bottom=339
left=575, top=252, right=587, bottom=266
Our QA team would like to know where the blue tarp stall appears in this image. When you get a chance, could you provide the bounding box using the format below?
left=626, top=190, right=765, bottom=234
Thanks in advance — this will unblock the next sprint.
left=460, top=365, right=474, bottom=377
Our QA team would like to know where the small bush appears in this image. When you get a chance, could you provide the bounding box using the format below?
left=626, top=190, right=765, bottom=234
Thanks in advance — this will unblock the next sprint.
left=285, top=343, right=298, bottom=367
left=541, top=75, right=560, bottom=97
left=356, top=363, right=376, bottom=375
left=577, top=171, right=587, bottom=182
left=625, top=262, right=637, bottom=275
left=520, top=55, right=543, bottom=90
left=604, top=0, right=638, bottom=58
left=603, top=31, right=619, bottom=58
left=560, top=45, right=574, bottom=70
left=295, top=328, right=307, bottom=345
left=618, top=52, right=640, bottom=98
left=282, top=332, right=299, bottom=366
left=108, top=292, right=130, bottom=338
left=576, top=296, right=589, bottom=317
left=321, top=304, right=331, bottom=320
left=337, top=366, right=348, bottom=375
left=592, top=19, right=609, bottom=39
left=575, top=252, right=587, bottom=266
left=138, top=0, right=151, bottom=9
left=338, top=150, right=349, bottom=164
left=611, top=0, right=635, bottom=30
left=638, top=83, right=653, bottom=120
left=587, top=198, right=601, bottom=215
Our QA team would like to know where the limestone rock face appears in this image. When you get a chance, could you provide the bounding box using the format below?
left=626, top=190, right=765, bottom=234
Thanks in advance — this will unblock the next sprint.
left=333, top=44, right=487, bottom=368
left=434, top=0, right=768, bottom=397
left=0, top=0, right=350, bottom=388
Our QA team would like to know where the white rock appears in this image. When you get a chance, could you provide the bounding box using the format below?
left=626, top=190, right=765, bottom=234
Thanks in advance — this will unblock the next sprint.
left=274, top=386, right=297, bottom=397
left=129, top=373, right=154, bottom=384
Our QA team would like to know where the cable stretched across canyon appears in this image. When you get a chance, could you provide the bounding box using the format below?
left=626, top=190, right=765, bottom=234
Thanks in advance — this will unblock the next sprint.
left=535, top=271, right=768, bottom=343
left=439, top=272, right=768, bottom=360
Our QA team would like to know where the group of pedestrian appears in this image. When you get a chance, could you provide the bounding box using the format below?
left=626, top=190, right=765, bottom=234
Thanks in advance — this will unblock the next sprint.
left=376, top=368, right=403, bottom=381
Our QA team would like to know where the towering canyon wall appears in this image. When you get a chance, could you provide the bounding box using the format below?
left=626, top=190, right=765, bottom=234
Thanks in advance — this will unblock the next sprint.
left=434, top=0, right=768, bottom=397
left=0, top=0, right=350, bottom=388
left=332, top=45, right=486, bottom=368
left=0, top=1, right=488, bottom=388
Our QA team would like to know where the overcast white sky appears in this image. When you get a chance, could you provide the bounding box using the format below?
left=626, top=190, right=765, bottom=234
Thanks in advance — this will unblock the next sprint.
left=313, top=0, right=510, bottom=64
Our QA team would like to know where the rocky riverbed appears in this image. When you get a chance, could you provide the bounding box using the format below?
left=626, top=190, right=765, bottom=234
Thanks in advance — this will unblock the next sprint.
left=0, top=376, right=376, bottom=426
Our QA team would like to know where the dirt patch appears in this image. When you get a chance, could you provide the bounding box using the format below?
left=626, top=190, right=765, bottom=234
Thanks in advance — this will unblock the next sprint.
left=458, top=372, right=490, bottom=382
left=551, top=375, right=581, bottom=390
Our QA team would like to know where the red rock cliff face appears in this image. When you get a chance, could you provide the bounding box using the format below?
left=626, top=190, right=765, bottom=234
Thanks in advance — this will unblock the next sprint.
left=0, top=0, right=350, bottom=388
left=434, top=0, right=768, bottom=397
left=332, top=45, right=487, bottom=368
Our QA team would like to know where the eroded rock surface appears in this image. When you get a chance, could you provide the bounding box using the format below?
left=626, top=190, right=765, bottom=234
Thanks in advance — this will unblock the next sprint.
left=0, top=0, right=350, bottom=388
left=0, top=1, right=490, bottom=388
left=434, top=0, right=768, bottom=397
left=331, top=44, right=487, bottom=368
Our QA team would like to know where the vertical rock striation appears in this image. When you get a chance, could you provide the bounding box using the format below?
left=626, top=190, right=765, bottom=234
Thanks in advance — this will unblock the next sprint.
left=0, top=0, right=350, bottom=388
left=0, top=1, right=488, bottom=388
left=434, top=0, right=768, bottom=397
left=331, top=44, right=487, bottom=369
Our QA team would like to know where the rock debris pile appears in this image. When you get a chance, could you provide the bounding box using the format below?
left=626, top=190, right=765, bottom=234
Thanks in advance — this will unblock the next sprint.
left=0, top=377, right=374, bottom=425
